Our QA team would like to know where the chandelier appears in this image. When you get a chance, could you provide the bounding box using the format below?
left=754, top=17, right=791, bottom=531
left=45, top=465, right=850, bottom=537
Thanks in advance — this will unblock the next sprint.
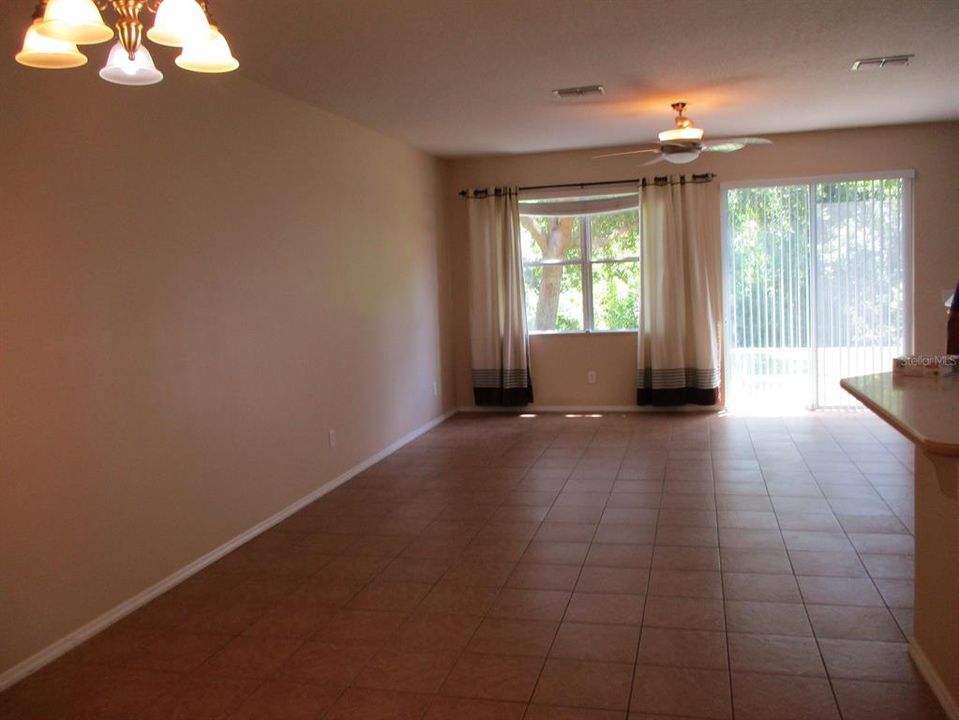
left=15, top=0, right=238, bottom=86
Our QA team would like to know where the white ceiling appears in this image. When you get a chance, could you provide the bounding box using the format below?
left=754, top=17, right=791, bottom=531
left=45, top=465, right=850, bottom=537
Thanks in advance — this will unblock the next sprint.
left=219, top=0, right=959, bottom=157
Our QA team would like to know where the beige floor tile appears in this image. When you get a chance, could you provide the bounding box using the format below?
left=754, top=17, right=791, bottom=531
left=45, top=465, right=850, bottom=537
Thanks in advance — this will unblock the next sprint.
left=860, top=553, right=914, bottom=579
left=725, top=600, right=812, bottom=637
left=831, top=679, right=948, bottom=720
left=727, top=633, right=825, bottom=676
left=125, top=632, right=233, bottom=673
left=440, top=653, right=544, bottom=702
left=325, top=687, right=431, bottom=720
left=730, top=672, right=839, bottom=720
left=550, top=622, right=641, bottom=663
left=418, top=585, right=499, bottom=615
left=440, top=560, right=516, bottom=587
left=648, top=570, right=722, bottom=599
left=718, top=528, right=785, bottom=550
left=507, top=563, right=581, bottom=590
left=391, top=612, right=482, bottom=652
left=655, top=526, right=719, bottom=548
left=576, top=566, right=649, bottom=594
left=4, top=414, right=942, bottom=720
left=216, top=679, right=340, bottom=719
left=279, top=640, right=376, bottom=687
left=203, top=635, right=303, bottom=679
left=787, top=551, right=867, bottom=578
left=805, top=604, right=904, bottom=641
left=722, top=573, right=801, bottom=603
left=354, top=648, right=458, bottom=693
left=528, top=705, right=626, bottom=720
left=818, top=639, right=921, bottom=682
left=585, top=544, right=654, bottom=569
left=594, top=524, right=657, bottom=545
left=488, top=588, right=571, bottom=621
left=467, top=617, right=558, bottom=657
left=874, top=578, right=915, bottom=608
left=642, top=596, right=725, bottom=631
left=719, top=549, right=792, bottom=574
left=651, top=546, right=720, bottom=571
left=797, top=576, right=885, bottom=607
left=140, top=674, right=255, bottom=720
left=423, top=696, right=526, bottom=719
left=631, top=665, right=731, bottom=719
left=564, top=592, right=645, bottom=625
left=523, top=541, right=591, bottom=565
left=637, top=628, right=728, bottom=670
left=533, top=658, right=633, bottom=711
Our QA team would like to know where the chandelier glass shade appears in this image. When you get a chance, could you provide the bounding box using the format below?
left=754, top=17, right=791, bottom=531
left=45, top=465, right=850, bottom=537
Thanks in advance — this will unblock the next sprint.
left=14, top=0, right=238, bottom=83
left=175, top=25, right=238, bottom=73
left=37, top=0, right=114, bottom=45
left=147, top=0, right=210, bottom=47
left=99, top=41, right=162, bottom=84
left=15, top=19, right=88, bottom=68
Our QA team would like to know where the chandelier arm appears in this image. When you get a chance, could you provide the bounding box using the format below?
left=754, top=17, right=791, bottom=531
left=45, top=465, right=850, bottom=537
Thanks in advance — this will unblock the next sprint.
left=110, top=1, right=147, bottom=59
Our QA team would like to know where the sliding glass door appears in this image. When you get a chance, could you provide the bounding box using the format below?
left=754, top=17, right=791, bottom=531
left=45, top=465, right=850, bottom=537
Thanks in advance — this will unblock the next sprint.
left=723, top=175, right=911, bottom=410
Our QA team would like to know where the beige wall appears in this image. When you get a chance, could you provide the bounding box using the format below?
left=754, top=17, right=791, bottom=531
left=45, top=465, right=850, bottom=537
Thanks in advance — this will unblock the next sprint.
left=0, top=35, right=453, bottom=674
left=444, top=122, right=959, bottom=408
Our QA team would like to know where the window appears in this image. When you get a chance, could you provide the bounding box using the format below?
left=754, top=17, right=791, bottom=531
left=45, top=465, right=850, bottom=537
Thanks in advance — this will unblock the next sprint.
left=519, top=196, right=639, bottom=333
left=722, top=174, right=912, bottom=410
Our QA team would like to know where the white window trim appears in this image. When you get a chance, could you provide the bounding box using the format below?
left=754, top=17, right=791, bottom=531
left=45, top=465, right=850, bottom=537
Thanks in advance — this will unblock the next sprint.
left=520, top=209, right=640, bottom=334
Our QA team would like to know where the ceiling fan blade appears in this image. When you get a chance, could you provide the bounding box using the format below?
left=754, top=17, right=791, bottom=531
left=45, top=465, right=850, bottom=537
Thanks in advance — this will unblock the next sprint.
left=701, top=143, right=745, bottom=153
left=640, top=153, right=665, bottom=166
left=702, top=136, right=773, bottom=153
left=592, top=148, right=659, bottom=159
left=703, top=137, right=772, bottom=147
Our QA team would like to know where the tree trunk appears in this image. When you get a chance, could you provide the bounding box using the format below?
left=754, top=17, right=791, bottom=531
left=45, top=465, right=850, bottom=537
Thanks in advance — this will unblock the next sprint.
left=536, top=264, right=563, bottom=330
left=521, top=216, right=576, bottom=331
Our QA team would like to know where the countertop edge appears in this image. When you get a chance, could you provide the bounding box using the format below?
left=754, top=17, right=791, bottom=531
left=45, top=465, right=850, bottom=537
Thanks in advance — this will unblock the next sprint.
left=840, top=377, right=959, bottom=457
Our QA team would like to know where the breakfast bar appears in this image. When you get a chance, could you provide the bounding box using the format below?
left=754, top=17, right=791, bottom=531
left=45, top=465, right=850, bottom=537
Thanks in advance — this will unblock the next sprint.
left=841, top=372, right=959, bottom=719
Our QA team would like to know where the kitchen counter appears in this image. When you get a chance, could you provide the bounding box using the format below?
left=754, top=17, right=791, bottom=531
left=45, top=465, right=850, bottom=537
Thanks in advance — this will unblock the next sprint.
left=841, top=372, right=959, bottom=720
left=841, top=372, right=959, bottom=456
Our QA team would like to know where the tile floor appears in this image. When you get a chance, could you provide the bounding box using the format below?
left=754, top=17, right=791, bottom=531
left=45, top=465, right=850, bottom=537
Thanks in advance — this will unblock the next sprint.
left=0, top=411, right=949, bottom=719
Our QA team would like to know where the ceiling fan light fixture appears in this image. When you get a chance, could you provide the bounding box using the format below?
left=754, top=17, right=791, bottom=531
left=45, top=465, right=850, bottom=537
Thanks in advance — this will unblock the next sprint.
left=658, top=126, right=704, bottom=143
left=664, top=150, right=701, bottom=164
left=147, top=0, right=210, bottom=47
left=37, top=0, right=114, bottom=45
left=175, top=25, right=239, bottom=73
left=16, top=18, right=88, bottom=69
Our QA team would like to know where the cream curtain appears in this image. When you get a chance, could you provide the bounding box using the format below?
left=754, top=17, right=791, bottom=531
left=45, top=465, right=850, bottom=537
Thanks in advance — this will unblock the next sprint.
left=466, top=187, right=533, bottom=406
left=637, top=175, right=722, bottom=406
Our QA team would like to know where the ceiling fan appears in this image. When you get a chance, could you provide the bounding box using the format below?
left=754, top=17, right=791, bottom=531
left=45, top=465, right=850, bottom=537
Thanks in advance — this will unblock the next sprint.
left=594, top=102, right=772, bottom=165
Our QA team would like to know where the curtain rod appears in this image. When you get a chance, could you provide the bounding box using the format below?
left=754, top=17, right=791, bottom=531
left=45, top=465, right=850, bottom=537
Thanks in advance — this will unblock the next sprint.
left=459, top=174, right=715, bottom=197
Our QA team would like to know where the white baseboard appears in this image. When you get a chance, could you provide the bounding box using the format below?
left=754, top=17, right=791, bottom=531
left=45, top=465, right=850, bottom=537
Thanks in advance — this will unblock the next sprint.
left=0, top=408, right=456, bottom=693
left=910, top=640, right=959, bottom=720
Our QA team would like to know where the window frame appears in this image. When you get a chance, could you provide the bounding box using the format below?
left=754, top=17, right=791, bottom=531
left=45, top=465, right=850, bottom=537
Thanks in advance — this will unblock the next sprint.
left=520, top=209, right=641, bottom=335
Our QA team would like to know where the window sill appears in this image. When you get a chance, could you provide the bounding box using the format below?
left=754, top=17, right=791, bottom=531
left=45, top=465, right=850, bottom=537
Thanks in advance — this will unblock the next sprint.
left=529, top=330, right=638, bottom=336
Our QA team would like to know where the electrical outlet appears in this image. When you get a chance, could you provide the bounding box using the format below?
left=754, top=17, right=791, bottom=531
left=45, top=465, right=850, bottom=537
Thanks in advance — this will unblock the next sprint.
left=433, top=381, right=439, bottom=397
left=328, top=429, right=336, bottom=448
left=587, top=370, right=597, bottom=384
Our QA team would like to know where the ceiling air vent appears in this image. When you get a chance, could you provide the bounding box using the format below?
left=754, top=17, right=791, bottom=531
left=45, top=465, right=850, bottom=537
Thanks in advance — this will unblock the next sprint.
left=850, top=54, right=914, bottom=71
left=552, top=85, right=605, bottom=99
